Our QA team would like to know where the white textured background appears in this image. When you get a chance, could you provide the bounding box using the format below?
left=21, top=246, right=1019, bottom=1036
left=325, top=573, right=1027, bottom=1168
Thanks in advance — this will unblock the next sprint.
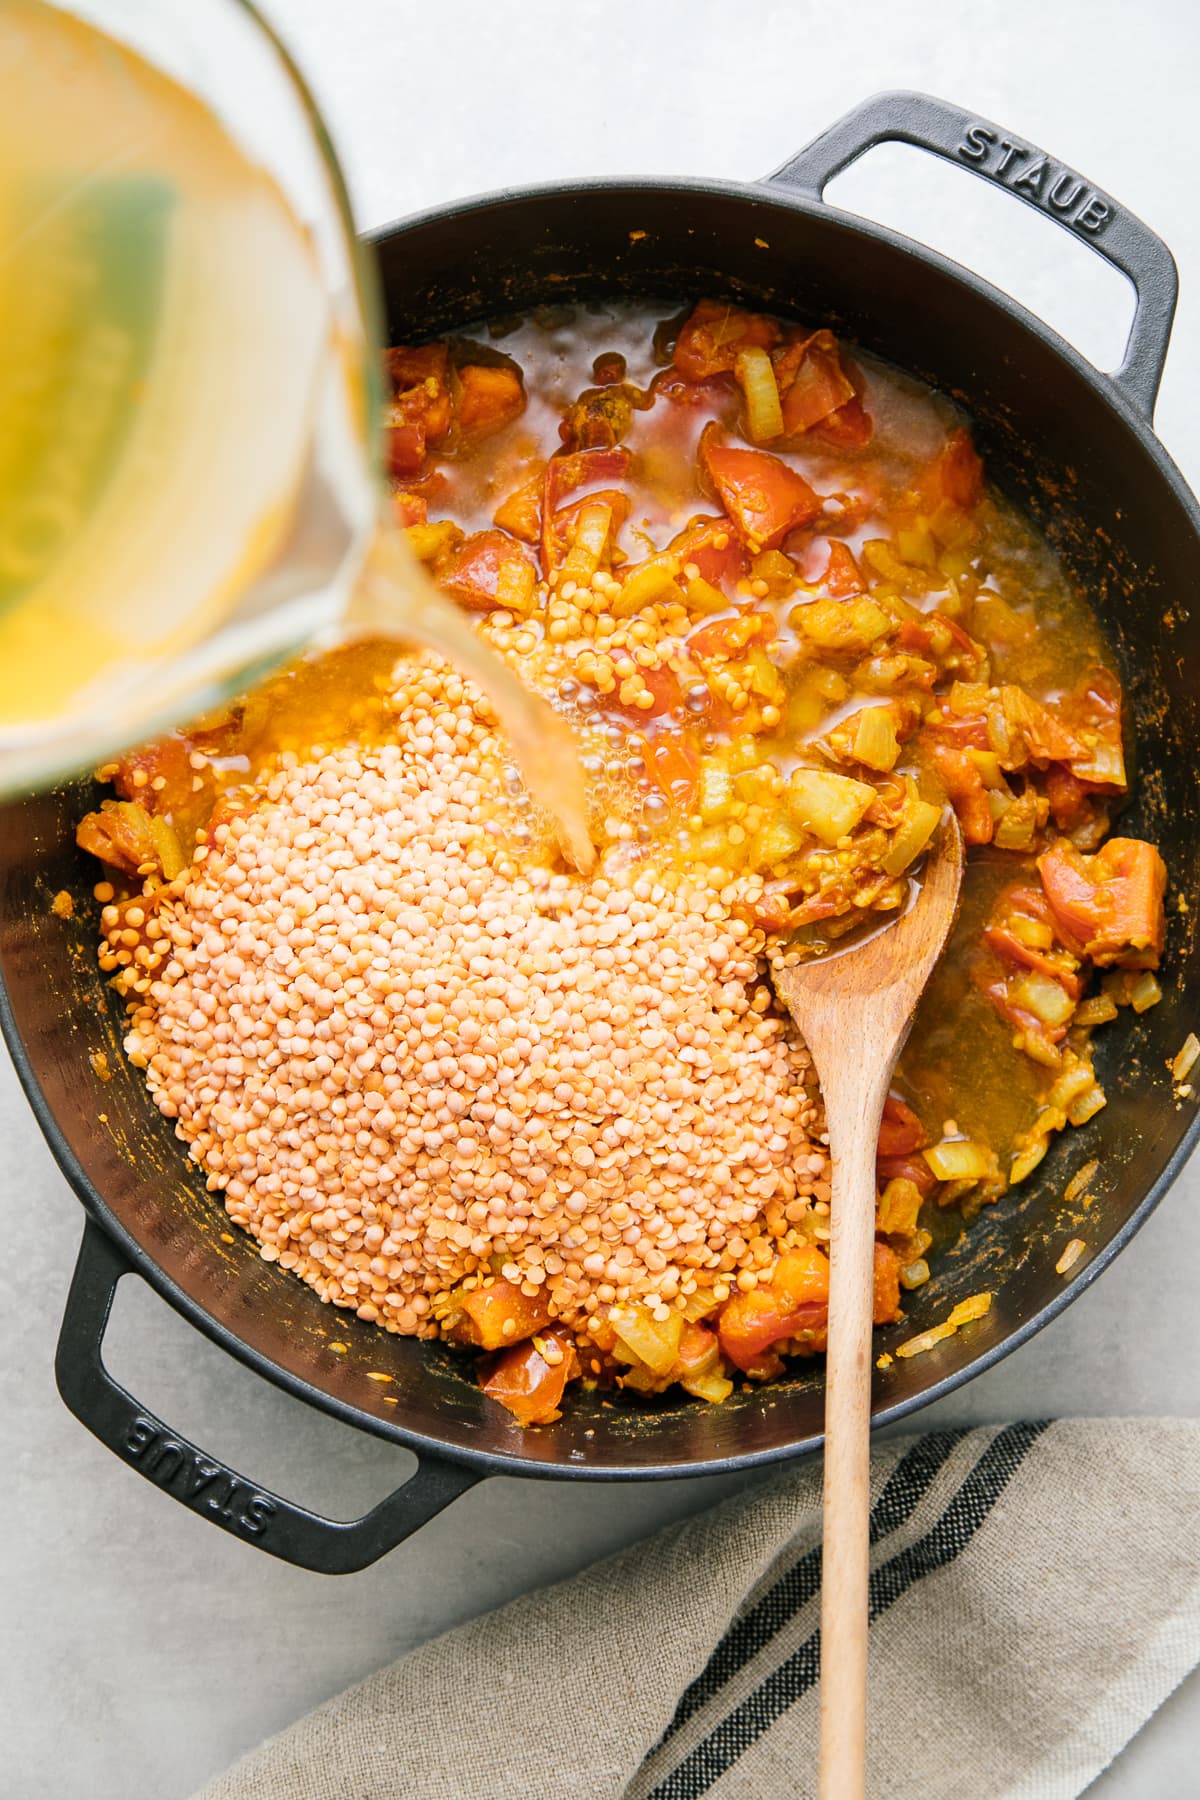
left=2, top=2, right=1198, bottom=1795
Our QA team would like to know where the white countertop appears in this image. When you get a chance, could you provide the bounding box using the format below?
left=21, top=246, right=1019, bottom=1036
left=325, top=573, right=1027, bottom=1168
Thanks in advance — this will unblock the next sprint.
left=3, top=2, right=1198, bottom=1794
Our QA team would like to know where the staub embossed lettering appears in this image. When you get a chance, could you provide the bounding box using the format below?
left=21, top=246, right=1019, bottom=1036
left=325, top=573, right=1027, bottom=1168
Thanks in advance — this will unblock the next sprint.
left=957, top=125, right=1112, bottom=236
left=123, top=1415, right=277, bottom=1537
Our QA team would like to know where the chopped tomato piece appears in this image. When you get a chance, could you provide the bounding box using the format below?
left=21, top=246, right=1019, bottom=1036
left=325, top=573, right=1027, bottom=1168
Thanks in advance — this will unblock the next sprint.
left=641, top=735, right=699, bottom=802
left=385, top=417, right=428, bottom=479
left=928, top=742, right=994, bottom=845
left=667, top=515, right=748, bottom=589
left=673, top=1320, right=720, bottom=1381
left=544, top=446, right=632, bottom=514
left=919, top=427, right=983, bottom=513
left=456, top=363, right=526, bottom=442
left=673, top=299, right=781, bottom=381
left=817, top=540, right=865, bottom=597
left=773, top=1245, right=833, bottom=1308
left=1044, top=765, right=1095, bottom=831
left=111, top=734, right=210, bottom=821
left=813, top=394, right=874, bottom=450
left=385, top=343, right=450, bottom=396
left=454, top=1279, right=552, bottom=1352
left=392, top=490, right=427, bottom=528
left=774, top=330, right=856, bottom=434
left=687, top=610, right=776, bottom=662
left=383, top=344, right=453, bottom=477
left=878, top=1095, right=927, bottom=1158
left=492, top=463, right=544, bottom=542
left=701, top=431, right=823, bottom=552
left=895, top=616, right=984, bottom=679
left=480, top=1331, right=580, bottom=1426
left=1038, top=837, right=1167, bottom=967
left=439, top=529, right=538, bottom=616
left=877, top=1153, right=938, bottom=1199
left=717, top=1244, right=829, bottom=1373
left=923, top=704, right=991, bottom=752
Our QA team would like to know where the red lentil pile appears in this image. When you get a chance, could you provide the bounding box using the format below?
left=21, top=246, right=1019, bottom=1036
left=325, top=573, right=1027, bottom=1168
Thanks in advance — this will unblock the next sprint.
left=121, top=658, right=828, bottom=1351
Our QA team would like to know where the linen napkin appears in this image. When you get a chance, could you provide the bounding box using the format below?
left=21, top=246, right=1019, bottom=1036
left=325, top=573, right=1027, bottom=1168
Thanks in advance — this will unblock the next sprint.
left=194, top=1418, right=1200, bottom=1800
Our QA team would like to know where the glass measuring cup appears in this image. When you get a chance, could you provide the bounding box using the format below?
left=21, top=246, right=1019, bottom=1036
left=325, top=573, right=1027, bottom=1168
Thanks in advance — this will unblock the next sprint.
left=0, top=0, right=380, bottom=795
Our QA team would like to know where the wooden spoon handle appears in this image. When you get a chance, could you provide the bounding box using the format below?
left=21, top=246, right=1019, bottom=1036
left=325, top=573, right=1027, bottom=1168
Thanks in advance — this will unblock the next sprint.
left=818, top=1057, right=893, bottom=1800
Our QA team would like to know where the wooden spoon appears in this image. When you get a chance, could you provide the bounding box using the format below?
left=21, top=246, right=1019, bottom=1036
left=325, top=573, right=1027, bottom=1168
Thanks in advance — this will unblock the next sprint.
left=773, top=815, right=964, bottom=1800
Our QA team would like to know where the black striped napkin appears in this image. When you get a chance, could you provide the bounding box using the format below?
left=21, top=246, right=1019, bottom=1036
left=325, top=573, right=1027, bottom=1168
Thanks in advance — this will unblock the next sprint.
left=196, top=1420, right=1200, bottom=1800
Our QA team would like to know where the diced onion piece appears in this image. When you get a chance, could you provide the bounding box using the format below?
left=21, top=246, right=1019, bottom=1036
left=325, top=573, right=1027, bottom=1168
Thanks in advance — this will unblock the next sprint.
left=1056, top=1237, right=1087, bottom=1275
left=895, top=1322, right=955, bottom=1360
left=896, top=520, right=937, bottom=567
left=697, top=760, right=736, bottom=822
left=1047, top=1057, right=1097, bottom=1112
left=734, top=346, right=785, bottom=442
left=877, top=1177, right=924, bottom=1236
left=1011, top=971, right=1076, bottom=1029
left=1009, top=1136, right=1049, bottom=1185
left=793, top=594, right=892, bottom=652
left=1172, top=1032, right=1200, bottom=1083
left=923, top=1139, right=992, bottom=1182
left=685, top=575, right=729, bottom=615
left=1074, top=993, right=1119, bottom=1027
left=611, top=1305, right=683, bottom=1376
left=1073, top=735, right=1125, bottom=786
left=852, top=706, right=901, bottom=773
left=1067, top=1084, right=1107, bottom=1126
left=617, top=1358, right=664, bottom=1394
left=895, top=1290, right=992, bottom=1360
left=560, top=499, right=614, bottom=583
left=786, top=768, right=875, bottom=845
left=1009, top=913, right=1055, bottom=951
left=614, top=558, right=684, bottom=616
left=683, top=1288, right=720, bottom=1322
left=755, top=810, right=806, bottom=866
left=966, top=748, right=1006, bottom=790
left=899, top=1259, right=930, bottom=1290
left=745, top=644, right=784, bottom=700
left=1129, top=972, right=1162, bottom=1013
left=406, top=519, right=462, bottom=563
left=881, top=798, right=942, bottom=877
left=993, top=793, right=1039, bottom=851
left=495, top=554, right=536, bottom=617
left=1063, top=1157, right=1099, bottom=1206
left=946, top=1292, right=992, bottom=1327
left=751, top=549, right=797, bottom=592
left=681, top=1370, right=734, bottom=1404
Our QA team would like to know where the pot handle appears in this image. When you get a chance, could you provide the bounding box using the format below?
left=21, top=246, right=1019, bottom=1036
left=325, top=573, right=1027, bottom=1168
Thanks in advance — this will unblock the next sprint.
left=765, top=90, right=1177, bottom=422
left=55, top=1220, right=480, bottom=1574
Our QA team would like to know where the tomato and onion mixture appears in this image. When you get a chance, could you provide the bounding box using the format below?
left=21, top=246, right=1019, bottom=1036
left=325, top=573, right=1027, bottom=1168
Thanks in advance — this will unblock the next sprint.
left=77, top=299, right=1167, bottom=1426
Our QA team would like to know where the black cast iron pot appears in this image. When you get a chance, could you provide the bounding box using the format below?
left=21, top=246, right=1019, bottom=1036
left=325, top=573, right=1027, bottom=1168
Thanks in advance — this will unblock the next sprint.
left=2, top=93, right=1197, bottom=1572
